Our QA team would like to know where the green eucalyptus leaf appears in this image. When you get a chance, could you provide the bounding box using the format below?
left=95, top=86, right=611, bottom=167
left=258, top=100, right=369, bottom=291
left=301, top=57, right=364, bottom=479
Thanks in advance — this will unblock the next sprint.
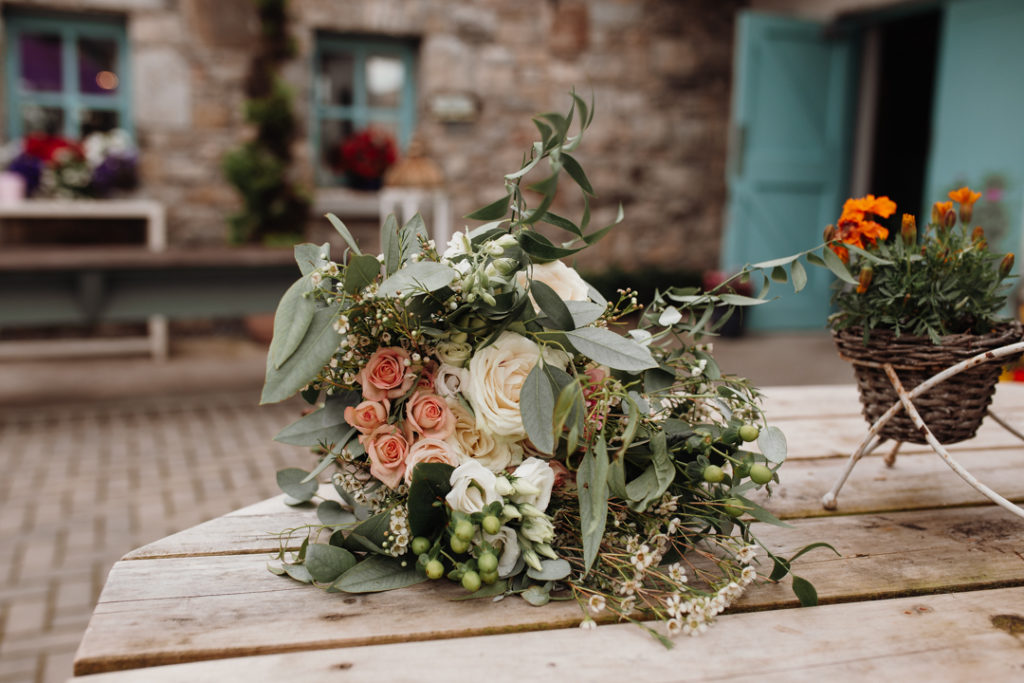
left=293, top=242, right=329, bottom=276
left=451, top=580, right=509, bottom=600
left=381, top=214, right=401, bottom=276
left=520, top=363, right=557, bottom=455
left=565, top=300, right=605, bottom=327
left=531, top=280, right=575, bottom=330
left=317, top=500, right=357, bottom=526
left=791, top=575, right=818, bottom=607
left=771, top=265, right=788, bottom=283
left=517, top=230, right=583, bottom=260
left=791, top=259, right=808, bottom=293
left=526, top=558, right=572, bottom=581
left=823, top=247, right=858, bottom=284
left=376, top=261, right=456, bottom=298
left=582, top=203, right=623, bottom=245
left=305, top=543, right=357, bottom=583
left=578, top=438, right=609, bottom=575
left=564, top=327, right=657, bottom=372
left=541, top=211, right=584, bottom=237
left=806, top=251, right=826, bottom=267
left=325, top=213, right=362, bottom=255
left=342, top=510, right=391, bottom=554
left=344, top=253, right=382, bottom=294
left=466, top=194, right=512, bottom=221
left=521, top=172, right=560, bottom=226
left=261, top=305, right=344, bottom=404
left=520, top=583, right=551, bottom=606
left=276, top=467, right=319, bottom=502
left=269, top=276, right=316, bottom=370
left=283, top=562, right=313, bottom=584
left=274, top=392, right=359, bottom=446
left=625, top=431, right=674, bottom=511
left=403, top=213, right=429, bottom=254
left=719, top=293, right=770, bottom=306
left=757, top=425, right=788, bottom=464
left=561, top=153, right=594, bottom=195
left=408, top=462, right=455, bottom=537
left=327, top=555, right=427, bottom=593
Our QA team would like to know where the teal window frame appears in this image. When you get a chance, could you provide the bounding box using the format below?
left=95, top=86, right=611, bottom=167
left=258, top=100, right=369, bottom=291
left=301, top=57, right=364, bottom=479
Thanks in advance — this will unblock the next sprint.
left=3, top=10, right=132, bottom=141
left=311, top=33, right=417, bottom=187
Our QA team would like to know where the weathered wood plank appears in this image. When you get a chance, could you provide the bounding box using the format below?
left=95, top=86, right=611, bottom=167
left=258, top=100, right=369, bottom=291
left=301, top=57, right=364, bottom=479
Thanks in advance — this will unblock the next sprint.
left=72, top=587, right=1024, bottom=681
left=73, top=504, right=1024, bottom=675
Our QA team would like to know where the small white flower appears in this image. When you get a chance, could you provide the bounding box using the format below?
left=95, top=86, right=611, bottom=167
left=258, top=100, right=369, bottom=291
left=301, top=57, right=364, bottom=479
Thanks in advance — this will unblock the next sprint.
left=587, top=594, right=606, bottom=614
left=668, top=563, right=688, bottom=584
left=666, top=618, right=683, bottom=637
left=741, top=566, right=757, bottom=585
left=737, top=544, right=758, bottom=565
left=579, top=618, right=597, bottom=631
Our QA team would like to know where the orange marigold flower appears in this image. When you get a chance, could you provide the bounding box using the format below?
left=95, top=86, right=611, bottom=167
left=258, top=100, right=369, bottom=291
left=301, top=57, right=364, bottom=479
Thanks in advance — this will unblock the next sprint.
left=858, top=194, right=897, bottom=218
left=948, top=186, right=982, bottom=206
left=931, top=201, right=953, bottom=224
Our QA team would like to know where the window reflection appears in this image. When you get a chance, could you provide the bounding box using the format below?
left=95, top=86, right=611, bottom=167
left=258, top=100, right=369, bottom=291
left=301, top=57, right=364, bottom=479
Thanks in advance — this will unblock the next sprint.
left=19, top=33, right=62, bottom=91
left=318, top=51, right=354, bottom=106
left=366, top=55, right=404, bottom=108
left=78, top=37, right=119, bottom=94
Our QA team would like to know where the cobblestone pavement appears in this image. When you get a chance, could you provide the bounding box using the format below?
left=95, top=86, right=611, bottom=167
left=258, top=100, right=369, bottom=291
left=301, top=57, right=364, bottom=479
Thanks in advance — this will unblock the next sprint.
left=0, top=389, right=302, bottom=683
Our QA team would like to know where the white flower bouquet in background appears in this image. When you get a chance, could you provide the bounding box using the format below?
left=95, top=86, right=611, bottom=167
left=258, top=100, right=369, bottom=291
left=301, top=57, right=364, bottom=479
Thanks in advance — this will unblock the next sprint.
left=261, top=94, right=831, bottom=642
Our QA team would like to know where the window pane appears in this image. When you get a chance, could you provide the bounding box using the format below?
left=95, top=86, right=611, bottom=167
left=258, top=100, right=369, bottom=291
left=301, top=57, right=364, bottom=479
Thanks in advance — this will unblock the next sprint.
left=20, top=104, right=64, bottom=135
left=19, top=33, right=63, bottom=92
left=81, top=109, right=119, bottom=136
left=78, top=37, right=120, bottom=94
left=320, top=119, right=355, bottom=173
left=366, top=55, right=404, bottom=108
left=318, top=51, right=354, bottom=106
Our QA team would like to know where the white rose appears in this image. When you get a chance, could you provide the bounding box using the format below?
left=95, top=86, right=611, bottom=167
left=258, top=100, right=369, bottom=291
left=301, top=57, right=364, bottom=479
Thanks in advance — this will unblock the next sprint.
left=446, top=460, right=500, bottom=515
left=516, top=259, right=591, bottom=310
left=464, top=331, right=569, bottom=439
left=483, top=525, right=521, bottom=578
left=445, top=400, right=523, bottom=472
left=434, top=363, right=469, bottom=397
left=511, top=457, right=556, bottom=512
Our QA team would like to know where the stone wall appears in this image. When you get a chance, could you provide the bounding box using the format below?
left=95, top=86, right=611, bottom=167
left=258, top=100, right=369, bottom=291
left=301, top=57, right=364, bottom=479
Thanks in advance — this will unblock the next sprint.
left=1, top=0, right=745, bottom=272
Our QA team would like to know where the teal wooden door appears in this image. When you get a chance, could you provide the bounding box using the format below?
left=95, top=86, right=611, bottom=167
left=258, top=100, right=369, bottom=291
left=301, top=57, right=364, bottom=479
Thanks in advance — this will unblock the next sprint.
left=926, top=0, right=1024, bottom=263
left=722, top=12, right=856, bottom=331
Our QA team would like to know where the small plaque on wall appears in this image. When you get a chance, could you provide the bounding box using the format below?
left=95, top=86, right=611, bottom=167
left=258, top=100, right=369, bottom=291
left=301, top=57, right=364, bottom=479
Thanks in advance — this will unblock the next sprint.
left=429, top=91, right=480, bottom=123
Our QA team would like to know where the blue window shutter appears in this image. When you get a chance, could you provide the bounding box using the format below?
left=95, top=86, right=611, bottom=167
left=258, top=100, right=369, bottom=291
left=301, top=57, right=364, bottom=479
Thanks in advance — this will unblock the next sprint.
left=722, top=12, right=856, bottom=331
left=925, top=0, right=1024, bottom=262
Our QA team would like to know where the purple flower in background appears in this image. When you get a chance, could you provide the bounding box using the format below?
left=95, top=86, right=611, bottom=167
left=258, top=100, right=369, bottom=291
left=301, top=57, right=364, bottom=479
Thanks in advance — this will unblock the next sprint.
left=91, top=152, right=138, bottom=197
left=7, top=153, right=44, bottom=195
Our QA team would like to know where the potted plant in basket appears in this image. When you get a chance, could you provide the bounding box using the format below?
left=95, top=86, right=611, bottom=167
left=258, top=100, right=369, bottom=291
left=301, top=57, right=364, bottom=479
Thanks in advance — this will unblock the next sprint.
left=826, top=188, right=1021, bottom=444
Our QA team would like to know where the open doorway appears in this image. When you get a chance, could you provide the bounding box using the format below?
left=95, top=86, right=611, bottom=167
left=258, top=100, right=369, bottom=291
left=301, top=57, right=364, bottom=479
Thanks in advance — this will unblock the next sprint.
left=852, top=10, right=941, bottom=216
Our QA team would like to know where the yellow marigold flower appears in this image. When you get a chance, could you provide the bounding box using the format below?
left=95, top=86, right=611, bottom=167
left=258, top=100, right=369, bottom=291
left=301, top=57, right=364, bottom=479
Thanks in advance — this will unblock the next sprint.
left=949, top=186, right=982, bottom=224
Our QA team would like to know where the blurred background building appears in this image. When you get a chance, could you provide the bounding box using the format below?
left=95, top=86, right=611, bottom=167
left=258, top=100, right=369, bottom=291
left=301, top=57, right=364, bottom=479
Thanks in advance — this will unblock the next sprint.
left=0, top=0, right=1020, bottom=340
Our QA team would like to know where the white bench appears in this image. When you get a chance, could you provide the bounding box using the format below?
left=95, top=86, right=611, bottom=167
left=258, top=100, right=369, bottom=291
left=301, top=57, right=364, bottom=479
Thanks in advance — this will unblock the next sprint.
left=0, top=198, right=168, bottom=359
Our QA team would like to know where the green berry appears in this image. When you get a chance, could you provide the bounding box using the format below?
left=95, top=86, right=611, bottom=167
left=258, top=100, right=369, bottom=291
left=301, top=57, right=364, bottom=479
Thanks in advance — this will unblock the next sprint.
left=477, top=551, right=498, bottom=574
left=480, top=571, right=498, bottom=585
left=739, top=424, right=760, bottom=442
left=722, top=498, right=745, bottom=517
left=461, top=570, right=481, bottom=592
left=425, top=559, right=444, bottom=579
left=749, top=463, right=773, bottom=485
left=450, top=535, right=470, bottom=554
left=702, top=465, right=725, bottom=483
left=481, top=514, right=501, bottom=535
left=454, top=519, right=475, bottom=542
left=411, top=536, right=431, bottom=555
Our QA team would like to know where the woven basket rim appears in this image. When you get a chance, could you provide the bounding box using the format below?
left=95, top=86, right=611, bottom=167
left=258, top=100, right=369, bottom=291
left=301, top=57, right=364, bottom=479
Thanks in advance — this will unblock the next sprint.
left=832, top=321, right=1023, bottom=369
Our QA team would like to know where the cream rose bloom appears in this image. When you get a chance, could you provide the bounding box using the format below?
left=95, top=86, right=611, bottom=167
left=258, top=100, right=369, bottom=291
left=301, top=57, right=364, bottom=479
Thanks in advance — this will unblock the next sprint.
left=446, top=460, right=500, bottom=515
left=445, top=400, right=523, bottom=472
left=464, top=331, right=569, bottom=439
left=516, top=259, right=591, bottom=309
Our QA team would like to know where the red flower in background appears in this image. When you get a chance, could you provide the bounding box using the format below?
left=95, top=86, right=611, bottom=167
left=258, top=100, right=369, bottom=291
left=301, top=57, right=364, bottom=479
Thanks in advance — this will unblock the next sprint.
left=339, top=129, right=397, bottom=182
left=24, top=133, right=83, bottom=163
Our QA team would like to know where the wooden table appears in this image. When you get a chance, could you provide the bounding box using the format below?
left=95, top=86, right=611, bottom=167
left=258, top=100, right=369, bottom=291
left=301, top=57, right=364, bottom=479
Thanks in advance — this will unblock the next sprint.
left=70, top=385, right=1024, bottom=681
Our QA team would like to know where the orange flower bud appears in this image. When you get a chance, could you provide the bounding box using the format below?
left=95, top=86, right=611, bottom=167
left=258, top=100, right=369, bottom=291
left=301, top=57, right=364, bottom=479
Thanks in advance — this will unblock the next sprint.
left=931, top=201, right=953, bottom=225
left=823, top=224, right=836, bottom=242
left=1000, top=253, right=1015, bottom=279
left=901, top=214, right=916, bottom=246
left=857, top=266, right=873, bottom=294
left=943, top=209, right=957, bottom=229
left=949, top=186, right=982, bottom=225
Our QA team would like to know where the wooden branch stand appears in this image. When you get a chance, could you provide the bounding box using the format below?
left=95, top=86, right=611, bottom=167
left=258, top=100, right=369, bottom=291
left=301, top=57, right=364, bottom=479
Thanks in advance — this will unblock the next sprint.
left=822, top=341, right=1024, bottom=520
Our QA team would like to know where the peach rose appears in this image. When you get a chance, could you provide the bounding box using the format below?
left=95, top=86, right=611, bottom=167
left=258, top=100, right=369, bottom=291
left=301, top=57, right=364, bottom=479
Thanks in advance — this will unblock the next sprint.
left=403, top=437, right=461, bottom=484
left=358, top=347, right=417, bottom=401
left=344, top=400, right=389, bottom=434
left=406, top=391, right=455, bottom=439
left=361, top=424, right=409, bottom=489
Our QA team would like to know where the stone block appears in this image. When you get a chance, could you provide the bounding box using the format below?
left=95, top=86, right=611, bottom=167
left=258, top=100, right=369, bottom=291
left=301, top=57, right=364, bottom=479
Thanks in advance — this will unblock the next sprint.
left=134, top=48, right=192, bottom=129
left=181, top=0, right=257, bottom=49
left=548, top=1, right=589, bottom=60
left=130, top=11, right=184, bottom=45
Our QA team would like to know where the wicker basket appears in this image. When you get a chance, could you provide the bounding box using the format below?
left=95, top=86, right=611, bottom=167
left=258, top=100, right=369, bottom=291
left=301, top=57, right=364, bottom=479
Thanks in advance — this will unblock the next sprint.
left=832, top=322, right=1024, bottom=444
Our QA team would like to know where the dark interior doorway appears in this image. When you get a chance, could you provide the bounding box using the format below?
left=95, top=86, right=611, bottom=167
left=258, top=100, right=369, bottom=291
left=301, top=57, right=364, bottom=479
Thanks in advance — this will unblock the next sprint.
left=867, top=10, right=941, bottom=216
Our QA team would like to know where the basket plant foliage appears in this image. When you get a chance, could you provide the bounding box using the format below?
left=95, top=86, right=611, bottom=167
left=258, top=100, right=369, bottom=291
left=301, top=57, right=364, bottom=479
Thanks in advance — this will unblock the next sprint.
left=260, top=94, right=834, bottom=641
left=824, top=189, right=1020, bottom=444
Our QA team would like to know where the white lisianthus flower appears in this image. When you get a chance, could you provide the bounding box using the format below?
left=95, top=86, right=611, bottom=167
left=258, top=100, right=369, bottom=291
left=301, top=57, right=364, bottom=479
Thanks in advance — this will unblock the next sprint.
left=520, top=515, right=555, bottom=544
left=510, top=457, right=556, bottom=512
left=446, top=460, right=500, bottom=515
left=516, top=259, right=591, bottom=310
left=482, top=525, right=521, bottom=578
left=434, top=363, right=469, bottom=397
left=464, top=331, right=569, bottom=439
left=442, top=230, right=472, bottom=260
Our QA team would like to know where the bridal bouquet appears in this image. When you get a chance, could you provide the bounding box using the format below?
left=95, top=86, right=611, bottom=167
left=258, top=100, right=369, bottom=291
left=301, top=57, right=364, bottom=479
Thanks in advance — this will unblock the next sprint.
left=262, top=94, right=826, bottom=642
